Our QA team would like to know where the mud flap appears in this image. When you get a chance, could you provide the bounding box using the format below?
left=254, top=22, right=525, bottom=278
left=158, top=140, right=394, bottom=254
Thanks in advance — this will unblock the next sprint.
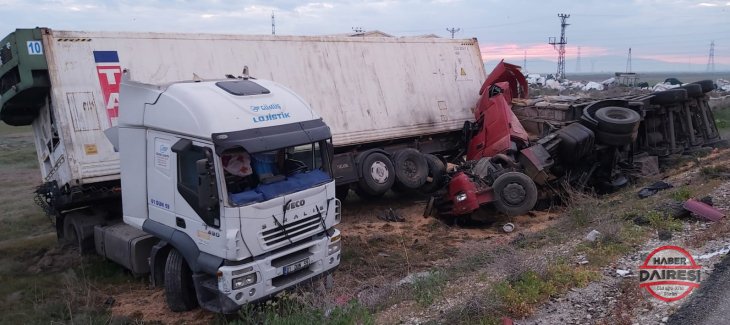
left=192, top=273, right=240, bottom=314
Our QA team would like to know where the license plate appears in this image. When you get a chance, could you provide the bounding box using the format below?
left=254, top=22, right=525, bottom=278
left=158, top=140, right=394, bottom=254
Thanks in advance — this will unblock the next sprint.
left=283, top=258, right=310, bottom=275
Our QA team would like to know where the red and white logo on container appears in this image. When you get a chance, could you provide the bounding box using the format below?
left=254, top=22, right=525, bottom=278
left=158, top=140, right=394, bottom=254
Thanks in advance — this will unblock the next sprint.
left=93, top=51, right=122, bottom=127
left=639, top=245, right=701, bottom=302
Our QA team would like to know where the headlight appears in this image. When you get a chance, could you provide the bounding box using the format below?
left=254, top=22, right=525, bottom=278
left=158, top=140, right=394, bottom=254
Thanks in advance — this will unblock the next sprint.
left=328, top=240, right=341, bottom=256
left=455, top=192, right=468, bottom=202
left=232, top=272, right=257, bottom=290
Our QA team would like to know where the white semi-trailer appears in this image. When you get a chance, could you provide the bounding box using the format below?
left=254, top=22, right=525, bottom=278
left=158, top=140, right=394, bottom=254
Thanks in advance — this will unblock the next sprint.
left=1, top=29, right=342, bottom=313
left=0, top=28, right=487, bottom=199
left=0, top=27, right=486, bottom=311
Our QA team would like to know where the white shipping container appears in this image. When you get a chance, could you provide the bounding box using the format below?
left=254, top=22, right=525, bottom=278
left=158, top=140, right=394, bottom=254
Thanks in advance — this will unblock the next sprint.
left=30, top=29, right=487, bottom=187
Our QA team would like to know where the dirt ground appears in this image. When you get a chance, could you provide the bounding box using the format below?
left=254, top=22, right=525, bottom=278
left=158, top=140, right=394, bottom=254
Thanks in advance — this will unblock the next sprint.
left=104, top=189, right=561, bottom=323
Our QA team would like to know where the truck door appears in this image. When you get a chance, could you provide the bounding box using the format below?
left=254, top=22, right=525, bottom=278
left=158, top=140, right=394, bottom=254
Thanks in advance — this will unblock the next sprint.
left=167, top=137, right=226, bottom=254
left=146, top=130, right=176, bottom=226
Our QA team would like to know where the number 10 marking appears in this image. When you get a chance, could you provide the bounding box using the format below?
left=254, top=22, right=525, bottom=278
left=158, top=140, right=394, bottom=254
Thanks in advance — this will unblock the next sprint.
left=27, top=41, right=43, bottom=55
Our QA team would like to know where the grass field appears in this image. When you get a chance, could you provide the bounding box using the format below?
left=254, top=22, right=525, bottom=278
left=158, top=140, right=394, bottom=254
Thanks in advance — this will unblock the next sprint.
left=0, top=122, right=133, bottom=324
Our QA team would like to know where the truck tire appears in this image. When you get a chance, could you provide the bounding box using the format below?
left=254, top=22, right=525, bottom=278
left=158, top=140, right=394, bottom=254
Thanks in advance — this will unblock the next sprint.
left=392, top=149, right=428, bottom=189
left=492, top=172, right=537, bottom=216
left=357, top=152, right=395, bottom=196
left=650, top=89, right=687, bottom=106
left=164, top=248, right=198, bottom=312
left=692, top=80, right=715, bottom=93
left=594, top=106, right=640, bottom=134
left=596, top=129, right=636, bottom=147
left=679, top=84, right=703, bottom=98
left=419, top=154, right=447, bottom=194
left=62, top=210, right=104, bottom=254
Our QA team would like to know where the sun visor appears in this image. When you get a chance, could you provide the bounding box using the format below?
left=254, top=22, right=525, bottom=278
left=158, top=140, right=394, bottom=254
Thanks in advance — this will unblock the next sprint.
left=212, top=119, right=331, bottom=155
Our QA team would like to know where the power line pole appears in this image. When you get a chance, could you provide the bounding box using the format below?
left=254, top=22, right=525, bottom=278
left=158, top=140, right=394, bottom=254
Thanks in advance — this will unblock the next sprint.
left=626, top=48, right=632, bottom=73
left=548, top=13, right=570, bottom=80
left=707, top=41, right=715, bottom=72
left=523, top=50, right=527, bottom=72
left=576, top=46, right=581, bottom=73
left=446, top=27, right=461, bottom=39
left=271, top=11, right=275, bottom=35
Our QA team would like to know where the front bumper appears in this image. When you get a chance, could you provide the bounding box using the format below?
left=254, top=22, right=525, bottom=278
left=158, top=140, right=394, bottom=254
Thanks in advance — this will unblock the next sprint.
left=200, top=229, right=341, bottom=313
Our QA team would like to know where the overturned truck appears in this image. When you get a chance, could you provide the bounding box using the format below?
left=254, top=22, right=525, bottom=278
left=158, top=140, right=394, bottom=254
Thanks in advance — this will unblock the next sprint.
left=425, top=61, right=723, bottom=222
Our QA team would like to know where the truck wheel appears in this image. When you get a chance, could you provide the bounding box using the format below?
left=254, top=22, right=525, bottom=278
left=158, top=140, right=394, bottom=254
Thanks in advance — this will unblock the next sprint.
left=492, top=172, right=538, bottom=216
left=419, top=154, right=447, bottom=194
left=594, top=106, right=640, bottom=134
left=692, top=80, right=715, bottom=93
left=357, top=152, right=395, bottom=196
left=164, top=248, right=198, bottom=312
left=62, top=210, right=103, bottom=254
left=679, top=84, right=703, bottom=98
left=393, top=149, right=428, bottom=189
left=650, top=89, right=687, bottom=106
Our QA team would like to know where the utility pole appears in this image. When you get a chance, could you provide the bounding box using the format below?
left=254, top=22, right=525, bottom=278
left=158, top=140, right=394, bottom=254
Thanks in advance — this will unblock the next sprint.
left=548, top=13, right=570, bottom=80
left=523, top=50, right=527, bottom=72
left=576, top=46, right=581, bottom=73
left=707, top=41, right=716, bottom=72
left=446, top=27, right=461, bottom=39
left=271, top=11, right=275, bottom=35
left=626, top=48, right=632, bottom=73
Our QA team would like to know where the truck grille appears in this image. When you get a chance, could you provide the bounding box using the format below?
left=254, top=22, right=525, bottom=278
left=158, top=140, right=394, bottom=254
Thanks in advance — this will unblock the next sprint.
left=0, top=45, right=12, bottom=65
left=261, top=214, right=322, bottom=247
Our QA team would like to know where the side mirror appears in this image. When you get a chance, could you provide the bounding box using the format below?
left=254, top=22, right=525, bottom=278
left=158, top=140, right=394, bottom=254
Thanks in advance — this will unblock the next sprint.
left=196, top=158, right=218, bottom=213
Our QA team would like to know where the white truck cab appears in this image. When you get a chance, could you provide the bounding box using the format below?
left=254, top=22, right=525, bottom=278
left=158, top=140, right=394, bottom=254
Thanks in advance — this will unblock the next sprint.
left=112, top=76, right=341, bottom=312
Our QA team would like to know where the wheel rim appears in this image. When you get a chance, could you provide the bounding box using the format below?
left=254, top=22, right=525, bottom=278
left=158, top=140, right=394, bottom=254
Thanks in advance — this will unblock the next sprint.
left=501, top=183, right=527, bottom=206
left=402, top=160, right=417, bottom=178
left=370, top=161, right=390, bottom=184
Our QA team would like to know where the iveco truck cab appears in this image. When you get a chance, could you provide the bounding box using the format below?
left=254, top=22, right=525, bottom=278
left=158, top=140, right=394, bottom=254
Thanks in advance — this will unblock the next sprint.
left=109, top=75, right=342, bottom=313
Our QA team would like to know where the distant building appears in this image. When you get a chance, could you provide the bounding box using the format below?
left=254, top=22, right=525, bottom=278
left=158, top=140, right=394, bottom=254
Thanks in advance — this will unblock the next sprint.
left=615, top=72, right=639, bottom=87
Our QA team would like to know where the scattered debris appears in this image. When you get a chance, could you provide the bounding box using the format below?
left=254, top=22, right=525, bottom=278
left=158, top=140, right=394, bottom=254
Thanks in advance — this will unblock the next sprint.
left=502, top=223, right=515, bottom=233
left=397, top=271, right=432, bottom=286
left=638, top=181, right=673, bottom=199
left=695, top=246, right=730, bottom=260
left=581, top=81, right=604, bottom=91
left=586, top=230, right=601, bottom=242
left=683, top=199, right=725, bottom=222
left=658, top=229, right=673, bottom=240
left=616, top=269, right=631, bottom=277
left=633, top=155, right=660, bottom=177
left=377, top=208, right=405, bottom=222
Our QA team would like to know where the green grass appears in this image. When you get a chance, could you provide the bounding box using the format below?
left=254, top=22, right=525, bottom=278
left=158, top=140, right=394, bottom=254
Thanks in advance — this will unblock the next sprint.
left=715, top=108, right=730, bottom=129
left=646, top=210, right=683, bottom=232
left=236, top=296, right=374, bottom=325
left=411, top=271, right=448, bottom=307
left=494, top=264, right=598, bottom=317
left=671, top=186, right=693, bottom=202
left=0, top=122, right=32, bottom=136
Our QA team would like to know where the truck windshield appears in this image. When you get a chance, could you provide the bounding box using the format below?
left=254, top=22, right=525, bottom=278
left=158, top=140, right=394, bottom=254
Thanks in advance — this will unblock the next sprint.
left=221, top=140, right=332, bottom=206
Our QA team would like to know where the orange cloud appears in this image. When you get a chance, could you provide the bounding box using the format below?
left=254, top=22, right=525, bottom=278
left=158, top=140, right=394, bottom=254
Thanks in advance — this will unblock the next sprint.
left=479, top=43, right=610, bottom=62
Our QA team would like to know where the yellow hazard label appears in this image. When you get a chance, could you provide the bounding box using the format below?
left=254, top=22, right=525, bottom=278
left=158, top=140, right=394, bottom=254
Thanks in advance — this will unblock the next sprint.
left=197, top=230, right=211, bottom=240
left=460, top=67, right=466, bottom=76
left=84, top=144, right=98, bottom=155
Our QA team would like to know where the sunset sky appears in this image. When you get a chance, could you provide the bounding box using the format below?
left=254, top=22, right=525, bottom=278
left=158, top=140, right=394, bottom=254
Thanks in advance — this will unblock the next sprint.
left=1, top=0, right=728, bottom=72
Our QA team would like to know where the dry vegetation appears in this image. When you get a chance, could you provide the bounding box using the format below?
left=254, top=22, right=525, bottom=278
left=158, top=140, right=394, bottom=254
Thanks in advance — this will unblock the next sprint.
left=1, top=116, right=729, bottom=324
